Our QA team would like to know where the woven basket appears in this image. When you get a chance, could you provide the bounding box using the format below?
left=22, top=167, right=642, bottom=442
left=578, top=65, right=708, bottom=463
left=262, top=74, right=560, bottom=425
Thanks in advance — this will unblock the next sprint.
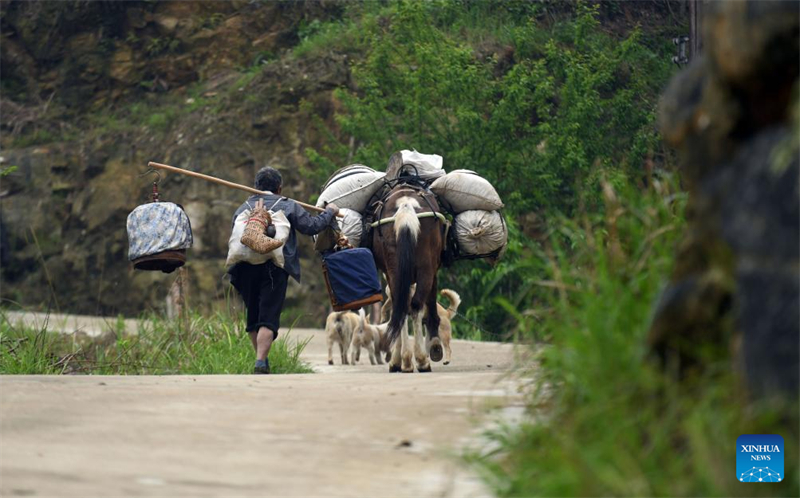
left=241, top=207, right=284, bottom=254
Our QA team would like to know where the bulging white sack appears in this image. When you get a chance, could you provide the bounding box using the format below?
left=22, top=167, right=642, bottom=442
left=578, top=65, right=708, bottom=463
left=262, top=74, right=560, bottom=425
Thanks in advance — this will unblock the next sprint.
left=430, top=169, right=504, bottom=213
left=313, top=208, right=363, bottom=252
left=399, top=149, right=445, bottom=181
left=339, top=208, right=363, bottom=248
left=454, top=210, right=507, bottom=256
left=316, top=164, right=385, bottom=213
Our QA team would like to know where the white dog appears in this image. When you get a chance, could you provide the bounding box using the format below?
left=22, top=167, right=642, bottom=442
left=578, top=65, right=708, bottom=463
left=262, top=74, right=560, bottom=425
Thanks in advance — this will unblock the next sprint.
left=325, top=311, right=359, bottom=365
left=350, top=308, right=383, bottom=365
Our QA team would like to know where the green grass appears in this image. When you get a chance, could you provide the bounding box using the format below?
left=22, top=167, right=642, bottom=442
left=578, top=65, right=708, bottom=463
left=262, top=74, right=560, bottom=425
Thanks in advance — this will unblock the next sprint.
left=466, top=181, right=799, bottom=496
left=0, top=311, right=312, bottom=375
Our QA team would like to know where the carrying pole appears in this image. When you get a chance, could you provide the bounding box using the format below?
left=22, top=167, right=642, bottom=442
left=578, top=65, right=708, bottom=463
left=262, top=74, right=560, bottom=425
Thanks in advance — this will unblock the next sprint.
left=148, top=161, right=343, bottom=217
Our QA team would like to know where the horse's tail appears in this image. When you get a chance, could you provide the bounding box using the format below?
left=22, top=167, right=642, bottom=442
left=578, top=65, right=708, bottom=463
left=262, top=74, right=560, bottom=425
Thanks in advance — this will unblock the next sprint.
left=388, top=196, right=420, bottom=344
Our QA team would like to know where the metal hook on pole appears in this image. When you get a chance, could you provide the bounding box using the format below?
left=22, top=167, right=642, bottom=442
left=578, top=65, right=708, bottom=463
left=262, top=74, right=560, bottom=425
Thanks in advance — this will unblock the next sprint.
left=139, top=168, right=162, bottom=202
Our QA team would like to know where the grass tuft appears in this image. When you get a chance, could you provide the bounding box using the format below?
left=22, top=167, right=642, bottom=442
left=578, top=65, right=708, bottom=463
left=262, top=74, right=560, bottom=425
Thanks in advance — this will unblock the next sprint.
left=0, top=311, right=312, bottom=375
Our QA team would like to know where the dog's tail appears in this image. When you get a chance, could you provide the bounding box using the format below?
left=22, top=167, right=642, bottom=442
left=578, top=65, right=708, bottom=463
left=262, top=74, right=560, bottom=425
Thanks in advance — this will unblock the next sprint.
left=387, top=196, right=420, bottom=345
left=358, top=307, right=367, bottom=334
left=380, top=285, right=392, bottom=323
left=440, top=289, right=461, bottom=320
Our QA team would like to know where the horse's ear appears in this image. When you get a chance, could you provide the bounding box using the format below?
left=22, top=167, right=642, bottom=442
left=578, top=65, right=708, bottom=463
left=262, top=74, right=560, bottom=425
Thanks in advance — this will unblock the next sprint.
left=386, top=151, right=404, bottom=179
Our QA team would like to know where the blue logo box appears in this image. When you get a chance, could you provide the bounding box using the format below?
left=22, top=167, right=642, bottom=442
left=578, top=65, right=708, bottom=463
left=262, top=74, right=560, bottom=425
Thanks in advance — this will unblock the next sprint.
left=737, top=434, right=784, bottom=483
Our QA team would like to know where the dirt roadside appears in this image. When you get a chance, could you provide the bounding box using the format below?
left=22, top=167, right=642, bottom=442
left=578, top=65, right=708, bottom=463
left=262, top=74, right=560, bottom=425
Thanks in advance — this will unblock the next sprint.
left=1, top=313, right=524, bottom=498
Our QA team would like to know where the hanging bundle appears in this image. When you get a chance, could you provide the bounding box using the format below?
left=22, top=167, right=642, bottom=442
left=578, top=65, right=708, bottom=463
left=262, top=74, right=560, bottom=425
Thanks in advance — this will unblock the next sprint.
left=126, top=178, right=193, bottom=273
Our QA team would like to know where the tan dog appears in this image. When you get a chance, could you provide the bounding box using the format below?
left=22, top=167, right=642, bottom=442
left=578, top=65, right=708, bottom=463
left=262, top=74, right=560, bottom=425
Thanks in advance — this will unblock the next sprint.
left=351, top=308, right=383, bottom=365
left=325, top=311, right=359, bottom=365
left=437, top=289, right=461, bottom=365
left=381, top=286, right=461, bottom=365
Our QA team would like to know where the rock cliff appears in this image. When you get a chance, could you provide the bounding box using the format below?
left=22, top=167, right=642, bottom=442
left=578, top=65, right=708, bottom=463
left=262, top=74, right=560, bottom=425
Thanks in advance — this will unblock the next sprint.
left=1, top=1, right=349, bottom=322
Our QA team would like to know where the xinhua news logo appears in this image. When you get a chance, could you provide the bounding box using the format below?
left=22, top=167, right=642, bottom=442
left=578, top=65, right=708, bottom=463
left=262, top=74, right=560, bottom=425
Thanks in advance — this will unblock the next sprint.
left=737, top=434, right=784, bottom=483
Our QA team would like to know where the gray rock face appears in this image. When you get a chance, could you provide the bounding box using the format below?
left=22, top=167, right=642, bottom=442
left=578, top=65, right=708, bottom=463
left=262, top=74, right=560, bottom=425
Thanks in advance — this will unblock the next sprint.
left=0, top=2, right=350, bottom=322
left=651, top=1, right=799, bottom=399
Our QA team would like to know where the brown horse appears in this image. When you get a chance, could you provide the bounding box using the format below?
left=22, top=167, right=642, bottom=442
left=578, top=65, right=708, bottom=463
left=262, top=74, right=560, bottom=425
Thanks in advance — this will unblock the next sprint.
left=371, top=183, right=446, bottom=373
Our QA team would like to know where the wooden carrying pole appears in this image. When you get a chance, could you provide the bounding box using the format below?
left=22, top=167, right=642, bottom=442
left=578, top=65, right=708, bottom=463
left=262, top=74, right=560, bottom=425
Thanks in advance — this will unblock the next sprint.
left=148, top=161, right=342, bottom=217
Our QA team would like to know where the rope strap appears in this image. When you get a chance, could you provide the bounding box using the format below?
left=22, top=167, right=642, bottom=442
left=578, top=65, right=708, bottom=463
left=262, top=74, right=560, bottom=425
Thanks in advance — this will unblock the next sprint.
left=369, top=211, right=448, bottom=228
left=246, top=218, right=269, bottom=229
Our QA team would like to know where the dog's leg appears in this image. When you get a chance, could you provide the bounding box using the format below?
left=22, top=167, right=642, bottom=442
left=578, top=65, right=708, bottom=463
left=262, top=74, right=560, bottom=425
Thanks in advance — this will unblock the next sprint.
left=339, top=339, right=348, bottom=365
left=352, top=338, right=361, bottom=365
left=367, top=340, right=377, bottom=365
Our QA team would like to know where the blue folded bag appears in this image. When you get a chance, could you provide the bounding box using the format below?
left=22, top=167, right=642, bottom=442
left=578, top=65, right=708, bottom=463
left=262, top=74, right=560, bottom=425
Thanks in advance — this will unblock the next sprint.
left=322, top=248, right=383, bottom=311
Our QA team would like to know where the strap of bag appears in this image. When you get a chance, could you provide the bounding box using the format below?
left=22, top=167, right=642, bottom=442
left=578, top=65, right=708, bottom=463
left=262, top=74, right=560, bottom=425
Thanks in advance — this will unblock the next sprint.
left=267, top=197, right=284, bottom=212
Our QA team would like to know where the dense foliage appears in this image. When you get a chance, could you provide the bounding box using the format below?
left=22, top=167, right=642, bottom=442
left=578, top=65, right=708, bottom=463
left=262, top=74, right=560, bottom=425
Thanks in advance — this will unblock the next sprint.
left=311, top=2, right=669, bottom=213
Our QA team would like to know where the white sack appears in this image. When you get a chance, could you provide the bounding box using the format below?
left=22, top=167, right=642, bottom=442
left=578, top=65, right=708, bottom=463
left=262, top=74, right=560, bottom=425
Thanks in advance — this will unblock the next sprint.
left=430, top=169, right=504, bottom=213
left=399, top=149, right=445, bottom=180
left=316, top=164, right=385, bottom=212
left=454, top=210, right=507, bottom=256
left=226, top=205, right=290, bottom=269
left=313, top=208, right=363, bottom=251
left=339, top=208, right=363, bottom=248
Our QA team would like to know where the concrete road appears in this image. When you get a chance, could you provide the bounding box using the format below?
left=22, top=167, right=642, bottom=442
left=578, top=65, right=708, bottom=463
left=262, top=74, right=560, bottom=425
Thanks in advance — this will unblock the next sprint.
left=1, top=314, right=523, bottom=498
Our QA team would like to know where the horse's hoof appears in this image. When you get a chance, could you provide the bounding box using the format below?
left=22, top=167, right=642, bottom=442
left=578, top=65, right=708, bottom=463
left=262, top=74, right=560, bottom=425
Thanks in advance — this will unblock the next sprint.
left=417, top=365, right=432, bottom=373
left=389, top=364, right=402, bottom=373
left=429, top=344, right=443, bottom=362
left=328, top=360, right=333, bottom=365
left=443, top=360, right=450, bottom=366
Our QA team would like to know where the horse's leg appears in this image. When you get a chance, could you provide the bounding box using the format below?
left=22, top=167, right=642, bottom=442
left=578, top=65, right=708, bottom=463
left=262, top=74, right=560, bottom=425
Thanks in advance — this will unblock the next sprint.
left=413, top=308, right=431, bottom=372
left=400, top=317, right=414, bottom=373
left=416, top=270, right=443, bottom=363
left=388, top=316, right=404, bottom=372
